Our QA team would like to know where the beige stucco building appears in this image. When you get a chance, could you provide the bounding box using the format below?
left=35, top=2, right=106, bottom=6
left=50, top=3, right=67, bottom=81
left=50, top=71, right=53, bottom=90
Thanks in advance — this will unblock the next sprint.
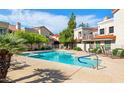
left=96, top=9, right=124, bottom=49
left=0, top=21, right=9, bottom=34
left=74, top=9, right=124, bottom=51
left=0, top=21, right=21, bottom=34
left=74, top=27, right=97, bottom=51
left=25, top=26, right=53, bottom=38
left=96, top=16, right=115, bottom=50
left=113, top=9, right=124, bottom=48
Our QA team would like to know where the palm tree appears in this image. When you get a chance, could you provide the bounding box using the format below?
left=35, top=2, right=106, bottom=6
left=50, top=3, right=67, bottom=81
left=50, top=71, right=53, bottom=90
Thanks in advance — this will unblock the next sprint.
left=0, top=33, right=26, bottom=82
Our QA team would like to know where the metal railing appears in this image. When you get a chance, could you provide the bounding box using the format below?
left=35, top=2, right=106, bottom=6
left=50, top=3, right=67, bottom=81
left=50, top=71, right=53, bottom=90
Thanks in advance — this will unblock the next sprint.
left=82, top=35, right=94, bottom=40
left=78, top=53, right=99, bottom=70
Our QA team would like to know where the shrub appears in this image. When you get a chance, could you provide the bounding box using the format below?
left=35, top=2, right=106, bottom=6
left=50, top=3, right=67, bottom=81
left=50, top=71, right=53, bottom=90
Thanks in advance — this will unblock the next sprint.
left=112, top=48, right=123, bottom=56
left=120, top=49, right=124, bottom=57
left=73, top=47, right=77, bottom=50
left=40, top=47, right=45, bottom=50
left=76, top=47, right=82, bottom=51
left=91, top=48, right=98, bottom=53
left=73, top=47, right=82, bottom=51
left=96, top=48, right=102, bottom=54
left=40, top=46, right=52, bottom=50
left=88, top=48, right=93, bottom=52
left=34, top=48, right=39, bottom=51
left=45, top=46, right=52, bottom=50
left=89, top=48, right=102, bottom=54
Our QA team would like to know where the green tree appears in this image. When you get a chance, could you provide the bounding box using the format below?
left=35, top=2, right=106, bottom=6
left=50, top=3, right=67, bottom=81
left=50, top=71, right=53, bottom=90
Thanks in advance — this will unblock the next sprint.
left=78, top=22, right=90, bottom=27
left=34, top=33, right=49, bottom=49
left=0, top=33, right=26, bottom=53
left=0, top=33, right=26, bottom=81
left=68, top=13, right=76, bottom=29
left=15, top=31, right=49, bottom=50
left=59, top=13, right=76, bottom=49
left=15, top=31, right=35, bottom=50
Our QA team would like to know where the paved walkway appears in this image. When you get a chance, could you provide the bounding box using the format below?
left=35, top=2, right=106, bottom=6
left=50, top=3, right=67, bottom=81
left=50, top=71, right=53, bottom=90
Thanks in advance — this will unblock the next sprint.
left=7, top=50, right=124, bottom=83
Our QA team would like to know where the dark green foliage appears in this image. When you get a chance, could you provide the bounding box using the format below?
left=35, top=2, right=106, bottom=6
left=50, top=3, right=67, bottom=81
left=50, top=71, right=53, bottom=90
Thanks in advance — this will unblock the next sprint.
left=120, top=50, right=124, bottom=57
left=73, top=47, right=82, bottom=51
left=0, top=33, right=26, bottom=54
left=96, top=48, right=102, bottom=54
left=90, top=48, right=102, bottom=54
left=45, top=46, right=52, bottom=50
left=40, top=46, right=45, bottom=50
left=59, top=13, right=76, bottom=49
left=15, top=31, right=49, bottom=50
left=91, top=48, right=98, bottom=53
left=112, top=48, right=124, bottom=57
left=78, top=22, right=90, bottom=28
left=0, top=33, right=27, bottom=80
left=68, top=13, right=76, bottom=29
left=40, top=46, right=52, bottom=50
left=112, top=48, right=123, bottom=56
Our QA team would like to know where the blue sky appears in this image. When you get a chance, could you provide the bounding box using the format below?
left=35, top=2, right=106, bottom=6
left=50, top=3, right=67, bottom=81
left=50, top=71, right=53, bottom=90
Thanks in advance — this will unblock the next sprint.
left=0, top=9, right=112, bottom=34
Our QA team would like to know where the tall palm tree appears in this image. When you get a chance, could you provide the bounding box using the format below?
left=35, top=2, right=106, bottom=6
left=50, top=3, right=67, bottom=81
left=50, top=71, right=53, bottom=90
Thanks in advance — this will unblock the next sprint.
left=0, top=33, right=26, bottom=82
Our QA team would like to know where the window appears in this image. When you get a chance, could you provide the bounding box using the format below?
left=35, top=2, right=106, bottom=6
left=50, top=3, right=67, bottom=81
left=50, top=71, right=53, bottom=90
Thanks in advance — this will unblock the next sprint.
left=105, top=41, right=111, bottom=50
left=0, top=29, right=3, bottom=34
left=100, top=29, right=104, bottom=34
left=78, top=32, right=81, bottom=37
left=96, top=41, right=100, bottom=48
left=0, top=28, right=7, bottom=35
left=109, top=26, right=114, bottom=33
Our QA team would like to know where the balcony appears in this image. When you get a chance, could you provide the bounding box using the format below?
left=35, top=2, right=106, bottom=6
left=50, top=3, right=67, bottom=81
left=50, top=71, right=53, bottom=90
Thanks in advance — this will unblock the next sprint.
left=82, top=35, right=94, bottom=41
left=75, top=34, right=116, bottom=42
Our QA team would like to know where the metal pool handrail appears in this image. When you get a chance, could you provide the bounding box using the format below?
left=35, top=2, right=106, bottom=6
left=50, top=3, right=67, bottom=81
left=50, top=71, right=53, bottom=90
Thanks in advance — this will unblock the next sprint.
left=78, top=54, right=99, bottom=70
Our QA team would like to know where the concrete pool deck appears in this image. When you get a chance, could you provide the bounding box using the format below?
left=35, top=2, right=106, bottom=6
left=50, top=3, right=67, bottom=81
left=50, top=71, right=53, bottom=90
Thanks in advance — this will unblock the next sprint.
left=7, top=50, right=124, bottom=83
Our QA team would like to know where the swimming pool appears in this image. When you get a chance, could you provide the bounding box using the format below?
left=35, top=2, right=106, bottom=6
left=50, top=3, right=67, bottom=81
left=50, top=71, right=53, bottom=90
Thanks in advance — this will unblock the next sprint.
left=21, top=51, right=100, bottom=68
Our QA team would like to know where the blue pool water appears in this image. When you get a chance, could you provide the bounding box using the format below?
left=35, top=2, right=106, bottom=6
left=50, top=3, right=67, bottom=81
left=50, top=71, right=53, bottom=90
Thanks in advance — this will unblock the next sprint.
left=21, top=51, right=100, bottom=68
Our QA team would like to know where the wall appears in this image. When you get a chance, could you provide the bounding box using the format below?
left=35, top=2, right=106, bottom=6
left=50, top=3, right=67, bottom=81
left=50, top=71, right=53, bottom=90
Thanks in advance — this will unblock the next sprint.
left=0, top=22, right=9, bottom=34
left=76, top=43, right=84, bottom=50
left=98, top=18, right=114, bottom=35
left=0, top=22, right=9, bottom=28
left=114, top=9, right=124, bottom=48
left=74, top=27, right=83, bottom=40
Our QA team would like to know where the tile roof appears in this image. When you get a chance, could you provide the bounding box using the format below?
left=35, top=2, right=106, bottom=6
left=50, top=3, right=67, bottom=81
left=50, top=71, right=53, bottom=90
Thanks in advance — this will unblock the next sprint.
left=95, top=35, right=116, bottom=40
left=52, top=34, right=59, bottom=37
left=9, top=25, right=16, bottom=31
left=83, top=27, right=98, bottom=32
left=112, top=9, right=119, bottom=14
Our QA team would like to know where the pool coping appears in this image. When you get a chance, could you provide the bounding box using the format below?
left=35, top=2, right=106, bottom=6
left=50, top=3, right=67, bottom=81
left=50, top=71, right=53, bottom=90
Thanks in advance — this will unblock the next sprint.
left=10, top=50, right=124, bottom=82
left=19, top=50, right=98, bottom=69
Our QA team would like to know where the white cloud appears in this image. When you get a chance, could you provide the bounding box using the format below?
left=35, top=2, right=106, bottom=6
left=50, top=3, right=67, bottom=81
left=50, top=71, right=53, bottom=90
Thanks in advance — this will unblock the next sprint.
left=76, top=15, right=101, bottom=27
left=0, top=9, right=102, bottom=34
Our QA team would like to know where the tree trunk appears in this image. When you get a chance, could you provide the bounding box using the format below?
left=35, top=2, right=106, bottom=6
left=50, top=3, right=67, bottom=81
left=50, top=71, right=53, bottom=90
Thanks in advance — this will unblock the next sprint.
left=0, top=49, right=13, bottom=82
left=38, top=43, right=41, bottom=49
left=66, top=43, right=68, bottom=49
left=30, top=43, right=33, bottom=50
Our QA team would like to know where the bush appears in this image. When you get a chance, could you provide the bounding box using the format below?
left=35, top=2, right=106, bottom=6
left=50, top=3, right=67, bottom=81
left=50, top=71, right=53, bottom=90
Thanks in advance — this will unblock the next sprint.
left=40, top=46, right=52, bottom=50
left=91, top=48, right=98, bottom=53
left=40, top=47, right=45, bottom=50
left=96, top=48, right=102, bottom=54
left=34, top=48, right=39, bottom=51
left=45, top=46, right=52, bottom=50
left=76, top=47, right=82, bottom=51
left=73, top=47, right=77, bottom=50
left=73, top=47, right=82, bottom=51
left=89, top=48, right=102, bottom=54
left=112, top=48, right=123, bottom=56
left=120, top=49, right=124, bottom=57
